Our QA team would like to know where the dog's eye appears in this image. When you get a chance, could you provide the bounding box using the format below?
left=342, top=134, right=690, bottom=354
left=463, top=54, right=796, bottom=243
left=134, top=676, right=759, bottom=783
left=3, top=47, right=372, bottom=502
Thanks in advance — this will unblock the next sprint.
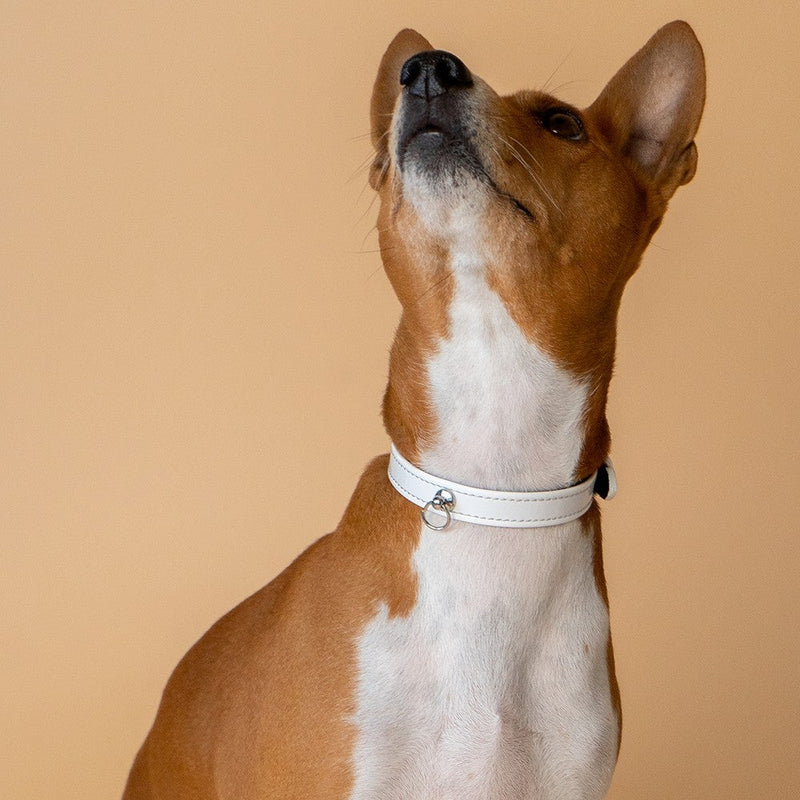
left=541, top=109, right=585, bottom=141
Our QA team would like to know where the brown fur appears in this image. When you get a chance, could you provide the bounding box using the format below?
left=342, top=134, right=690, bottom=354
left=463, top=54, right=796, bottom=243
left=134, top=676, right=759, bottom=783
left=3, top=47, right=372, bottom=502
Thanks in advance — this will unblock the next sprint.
left=124, top=457, right=421, bottom=799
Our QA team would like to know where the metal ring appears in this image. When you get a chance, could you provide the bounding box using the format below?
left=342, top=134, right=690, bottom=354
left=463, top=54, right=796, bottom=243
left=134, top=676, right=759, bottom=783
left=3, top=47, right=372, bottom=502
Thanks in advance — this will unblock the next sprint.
left=421, top=489, right=454, bottom=531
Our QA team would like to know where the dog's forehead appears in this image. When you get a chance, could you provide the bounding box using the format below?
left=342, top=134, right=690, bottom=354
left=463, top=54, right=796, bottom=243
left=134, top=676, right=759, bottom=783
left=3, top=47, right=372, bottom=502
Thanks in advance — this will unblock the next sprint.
left=506, top=88, right=581, bottom=111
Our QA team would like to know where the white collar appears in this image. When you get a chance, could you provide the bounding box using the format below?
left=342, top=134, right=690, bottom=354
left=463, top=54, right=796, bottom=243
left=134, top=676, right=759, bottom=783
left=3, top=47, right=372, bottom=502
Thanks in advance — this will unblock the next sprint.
left=388, top=444, right=616, bottom=530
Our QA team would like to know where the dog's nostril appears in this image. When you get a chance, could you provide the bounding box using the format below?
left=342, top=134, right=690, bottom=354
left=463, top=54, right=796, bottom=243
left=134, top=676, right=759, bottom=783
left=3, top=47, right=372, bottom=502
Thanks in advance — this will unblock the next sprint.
left=434, top=54, right=471, bottom=89
left=399, top=58, right=422, bottom=89
left=400, top=50, right=473, bottom=99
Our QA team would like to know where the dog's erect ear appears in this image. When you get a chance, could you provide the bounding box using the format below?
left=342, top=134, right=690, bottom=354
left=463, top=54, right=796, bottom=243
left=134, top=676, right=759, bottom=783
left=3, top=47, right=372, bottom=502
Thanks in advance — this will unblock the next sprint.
left=589, top=21, right=705, bottom=200
left=370, top=29, right=433, bottom=187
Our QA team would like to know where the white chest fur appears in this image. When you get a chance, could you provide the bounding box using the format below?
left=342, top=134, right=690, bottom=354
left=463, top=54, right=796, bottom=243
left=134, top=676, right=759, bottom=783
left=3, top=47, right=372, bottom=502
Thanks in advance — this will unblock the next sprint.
left=348, top=259, right=617, bottom=799
left=348, top=520, right=618, bottom=800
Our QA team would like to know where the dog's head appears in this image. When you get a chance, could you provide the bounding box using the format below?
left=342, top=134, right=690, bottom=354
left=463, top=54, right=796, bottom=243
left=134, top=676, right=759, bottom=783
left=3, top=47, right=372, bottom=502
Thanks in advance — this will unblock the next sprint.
left=370, top=23, right=705, bottom=372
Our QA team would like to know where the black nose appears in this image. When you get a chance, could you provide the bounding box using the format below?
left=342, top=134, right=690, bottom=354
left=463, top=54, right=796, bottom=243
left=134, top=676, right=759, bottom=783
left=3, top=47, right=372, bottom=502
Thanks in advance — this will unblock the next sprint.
left=399, top=50, right=473, bottom=99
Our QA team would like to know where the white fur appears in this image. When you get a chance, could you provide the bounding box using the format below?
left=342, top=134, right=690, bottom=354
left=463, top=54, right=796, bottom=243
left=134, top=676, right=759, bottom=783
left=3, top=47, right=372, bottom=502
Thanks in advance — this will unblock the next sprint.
left=348, top=237, right=618, bottom=799
left=423, top=245, right=589, bottom=492
left=348, top=520, right=618, bottom=800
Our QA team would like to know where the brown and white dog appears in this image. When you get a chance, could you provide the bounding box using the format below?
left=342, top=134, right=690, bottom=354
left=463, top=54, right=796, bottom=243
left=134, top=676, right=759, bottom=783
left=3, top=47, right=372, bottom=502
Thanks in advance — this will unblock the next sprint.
left=124, top=22, right=705, bottom=800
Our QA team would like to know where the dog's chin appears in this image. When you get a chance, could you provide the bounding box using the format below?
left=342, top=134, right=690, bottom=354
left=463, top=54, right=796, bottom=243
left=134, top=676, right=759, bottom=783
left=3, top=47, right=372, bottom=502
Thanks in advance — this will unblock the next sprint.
left=400, top=128, right=486, bottom=184
left=397, top=129, right=534, bottom=226
left=397, top=131, right=493, bottom=227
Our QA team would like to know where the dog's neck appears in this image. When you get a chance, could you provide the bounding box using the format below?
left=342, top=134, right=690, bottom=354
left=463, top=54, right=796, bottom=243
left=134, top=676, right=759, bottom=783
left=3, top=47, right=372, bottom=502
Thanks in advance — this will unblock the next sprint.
left=382, top=222, right=613, bottom=494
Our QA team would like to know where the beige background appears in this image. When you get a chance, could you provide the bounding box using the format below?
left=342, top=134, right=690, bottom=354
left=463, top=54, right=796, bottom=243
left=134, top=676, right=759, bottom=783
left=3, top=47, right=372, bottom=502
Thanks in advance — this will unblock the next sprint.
left=2, top=1, right=798, bottom=798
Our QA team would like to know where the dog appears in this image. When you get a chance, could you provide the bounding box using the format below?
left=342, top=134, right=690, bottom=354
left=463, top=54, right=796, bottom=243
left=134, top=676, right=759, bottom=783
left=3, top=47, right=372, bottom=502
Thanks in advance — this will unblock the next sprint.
left=123, top=21, right=705, bottom=799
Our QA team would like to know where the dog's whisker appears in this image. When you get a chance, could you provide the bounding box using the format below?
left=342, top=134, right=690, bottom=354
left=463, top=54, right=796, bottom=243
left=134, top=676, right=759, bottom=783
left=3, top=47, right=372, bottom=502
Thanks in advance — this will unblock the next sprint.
left=542, top=50, right=573, bottom=92
left=507, top=141, right=561, bottom=215
left=542, top=78, right=589, bottom=96
left=506, top=135, right=545, bottom=171
left=349, top=130, right=383, bottom=143
left=348, top=129, right=392, bottom=182
left=348, top=151, right=380, bottom=185
left=354, top=182, right=384, bottom=226
left=499, top=135, right=563, bottom=216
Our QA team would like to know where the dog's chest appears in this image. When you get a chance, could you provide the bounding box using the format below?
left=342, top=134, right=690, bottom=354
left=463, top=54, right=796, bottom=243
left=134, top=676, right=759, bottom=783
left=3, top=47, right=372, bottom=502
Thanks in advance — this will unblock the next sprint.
left=347, top=523, right=618, bottom=800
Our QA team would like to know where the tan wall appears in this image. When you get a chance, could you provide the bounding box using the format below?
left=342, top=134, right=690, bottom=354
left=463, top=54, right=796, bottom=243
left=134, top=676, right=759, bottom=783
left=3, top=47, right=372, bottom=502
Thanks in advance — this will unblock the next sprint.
left=3, top=2, right=798, bottom=798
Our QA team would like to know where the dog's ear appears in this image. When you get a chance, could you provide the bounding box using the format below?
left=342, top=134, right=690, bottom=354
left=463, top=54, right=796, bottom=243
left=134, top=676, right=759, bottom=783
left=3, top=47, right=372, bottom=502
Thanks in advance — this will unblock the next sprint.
left=589, top=21, right=705, bottom=201
left=370, top=29, right=433, bottom=188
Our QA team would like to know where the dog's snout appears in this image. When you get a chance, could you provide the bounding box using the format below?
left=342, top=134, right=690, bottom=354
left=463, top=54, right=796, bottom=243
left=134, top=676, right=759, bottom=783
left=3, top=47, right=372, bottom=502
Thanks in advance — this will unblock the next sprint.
left=400, top=50, right=473, bottom=99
